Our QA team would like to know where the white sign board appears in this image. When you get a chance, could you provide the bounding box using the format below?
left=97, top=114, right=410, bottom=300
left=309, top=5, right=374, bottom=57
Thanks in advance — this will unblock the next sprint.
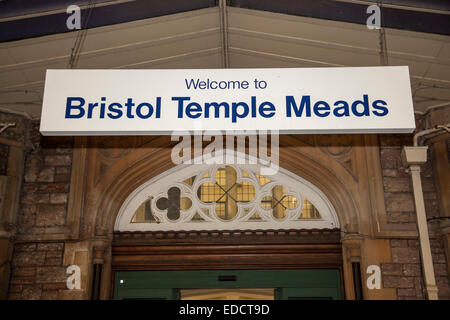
left=40, top=67, right=415, bottom=135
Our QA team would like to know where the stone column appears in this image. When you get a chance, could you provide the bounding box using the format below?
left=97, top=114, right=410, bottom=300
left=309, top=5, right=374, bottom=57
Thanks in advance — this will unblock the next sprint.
left=91, top=246, right=106, bottom=300
left=0, top=144, right=25, bottom=299
left=89, top=236, right=113, bottom=300
left=341, top=233, right=363, bottom=300
left=402, top=146, right=438, bottom=300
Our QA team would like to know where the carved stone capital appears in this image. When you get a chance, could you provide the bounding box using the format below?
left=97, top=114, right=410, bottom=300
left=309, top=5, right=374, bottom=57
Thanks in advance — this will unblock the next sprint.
left=92, top=246, right=107, bottom=265
left=342, top=236, right=362, bottom=263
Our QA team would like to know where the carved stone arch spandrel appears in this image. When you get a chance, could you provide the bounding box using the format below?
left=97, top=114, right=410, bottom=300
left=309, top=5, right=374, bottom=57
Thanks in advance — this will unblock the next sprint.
left=277, top=149, right=360, bottom=233
left=79, top=136, right=177, bottom=238
left=94, top=146, right=177, bottom=237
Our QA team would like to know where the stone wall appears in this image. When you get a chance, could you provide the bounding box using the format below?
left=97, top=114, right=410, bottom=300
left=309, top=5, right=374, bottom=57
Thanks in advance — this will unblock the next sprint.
left=7, top=121, right=73, bottom=299
left=4, top=112, right=450, bottom=300
left=380, top=238, right=448, bottom=299
left=16, top=121, right=73, bottom=235
left=8, top=242, right=66, bottom=300
left=0, top=110, right=29, bottom=299
left=381, top=238, right=449, bottom=300
left=379, top=114, right=450, bottom=300
left=380, top=140, right=439, bottom=224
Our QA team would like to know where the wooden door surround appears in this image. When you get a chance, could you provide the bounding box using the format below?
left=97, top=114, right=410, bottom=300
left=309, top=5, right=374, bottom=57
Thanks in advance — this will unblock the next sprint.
left=58, top=134, right=403, bottom=299
left=111, top=229, right=344, bottom=298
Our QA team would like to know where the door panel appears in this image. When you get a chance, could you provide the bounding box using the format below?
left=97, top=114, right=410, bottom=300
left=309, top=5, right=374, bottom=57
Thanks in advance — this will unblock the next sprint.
left=114, top=269, right=342, bottom=300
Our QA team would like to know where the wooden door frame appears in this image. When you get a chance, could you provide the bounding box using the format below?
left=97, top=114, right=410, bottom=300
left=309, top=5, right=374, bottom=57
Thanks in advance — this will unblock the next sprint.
left=110, top=229, right=344, bottom=299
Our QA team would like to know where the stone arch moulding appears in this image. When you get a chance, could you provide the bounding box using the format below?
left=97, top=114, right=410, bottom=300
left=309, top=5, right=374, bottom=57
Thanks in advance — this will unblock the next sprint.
left=91, top=140, right=361, bottom=237
left=114, top=158, right=341, bottom=232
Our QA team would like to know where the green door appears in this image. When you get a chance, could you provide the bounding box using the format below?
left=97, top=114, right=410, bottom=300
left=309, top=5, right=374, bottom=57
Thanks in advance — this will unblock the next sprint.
left=114, top=269, right=342, bottom=300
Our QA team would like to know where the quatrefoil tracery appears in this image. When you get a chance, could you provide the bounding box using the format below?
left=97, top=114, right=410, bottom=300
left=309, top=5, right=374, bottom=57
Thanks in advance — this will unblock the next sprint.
left=149, top=165, right=312, bottom=224
left=120, top=161, right=341, bottom=232
left=151, top=182, right=196, bottom=223
left=260, top=185, right=300, bottom=221
left=194, top=166, right=257, bottom=222
left=155, top=186, right=193, bottom=221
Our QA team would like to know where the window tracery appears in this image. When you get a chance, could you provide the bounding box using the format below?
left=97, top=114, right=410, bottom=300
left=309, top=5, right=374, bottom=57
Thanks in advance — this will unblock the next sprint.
left=115, top=163, right=339, bottom=231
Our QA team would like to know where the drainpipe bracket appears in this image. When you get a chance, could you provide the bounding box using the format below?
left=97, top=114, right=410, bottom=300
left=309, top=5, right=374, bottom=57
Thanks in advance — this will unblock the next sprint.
left=425, top=284, right=439, bottom=300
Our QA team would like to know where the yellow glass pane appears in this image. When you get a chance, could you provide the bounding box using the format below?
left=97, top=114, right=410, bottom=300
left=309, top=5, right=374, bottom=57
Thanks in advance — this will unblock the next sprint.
left=236, top=182, right=255, bottom=202
left=248, top=211, right=262, bottom=221
left=281, top=195, right=298, bottom=209
left=180, top=197, right=192, bottom=210
left=200, top=182, right=225, bottom=203
left=271, top=186, right=285, bottom=219
left=131, top=202, right=146, bottom=222
left=261, top=196, right=272, bottom=210
left=131, top=199, right=156, bottom=223
left=256, top=174, right=270, bottom=186
left=214, top=167, right=225, bottom=186
left=191, top=212, right=205, bottom=221
left=260, top=187, right=299, bottom=220
left=183, top=176, right=195, bottom=186
left=215, top=202, right=226, bottom=219
left=198, top=166, right=240, bottom=221
left=201, top=208, right=210, bottom=217
left=300, top=199, right=321, bottom=219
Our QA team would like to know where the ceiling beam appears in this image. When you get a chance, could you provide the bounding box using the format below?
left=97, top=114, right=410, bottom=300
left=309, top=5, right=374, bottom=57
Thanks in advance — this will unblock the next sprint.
left=230, top=0, right=450, bottom=35
left=228, top=27, right=450, bottom=66
left=0, top=28, right=220, bottom=73
left=219, top=0, right=230, bottom=68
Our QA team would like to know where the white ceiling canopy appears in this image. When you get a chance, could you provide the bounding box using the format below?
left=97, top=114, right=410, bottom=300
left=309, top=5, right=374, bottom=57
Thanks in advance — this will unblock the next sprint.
left=0, top=5, right=449, bottom=118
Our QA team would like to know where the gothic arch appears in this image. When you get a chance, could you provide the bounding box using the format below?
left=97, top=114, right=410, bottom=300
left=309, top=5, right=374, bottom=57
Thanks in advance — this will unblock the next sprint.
left=89, top=137, right=361, bottom=237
